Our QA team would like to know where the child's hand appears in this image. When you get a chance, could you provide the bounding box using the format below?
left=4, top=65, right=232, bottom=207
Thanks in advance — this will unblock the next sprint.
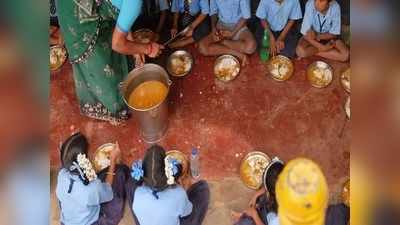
left=306, top=30, right=316, bottom=40
left=319, top=42, right=334, bottom=52
left=171, top=28, right=178, bottom=38
left=212, top=29, right=222, bottom=42
left=184, top=26, right=194, bottom=37
left=110, top=142, right=121, bottom=163
left=269, top=37, right=277, bottom=56
left=220, top=30, right=233, bottom=39
left=276, top=40, right=285, bottom=53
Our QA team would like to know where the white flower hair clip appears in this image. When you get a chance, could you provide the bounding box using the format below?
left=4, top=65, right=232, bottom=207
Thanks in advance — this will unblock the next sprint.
left=76, top=153, right=97, bottom=182
left=165, top=157, right=179, bottom=185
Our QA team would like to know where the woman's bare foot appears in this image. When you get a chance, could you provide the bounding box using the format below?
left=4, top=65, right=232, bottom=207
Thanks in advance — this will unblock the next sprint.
left=231, top=210, right=242, bottom=223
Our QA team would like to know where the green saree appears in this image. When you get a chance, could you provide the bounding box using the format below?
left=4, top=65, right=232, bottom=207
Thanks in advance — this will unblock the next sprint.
left=57, top=0, right=132, bottom=123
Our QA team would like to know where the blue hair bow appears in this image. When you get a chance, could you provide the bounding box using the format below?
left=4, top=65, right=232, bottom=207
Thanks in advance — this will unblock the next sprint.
left=131, top=160, right=144, bottom=181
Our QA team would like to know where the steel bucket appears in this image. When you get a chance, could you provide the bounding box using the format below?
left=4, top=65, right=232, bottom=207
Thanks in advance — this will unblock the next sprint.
left=120, top=64, right=172, bottom=143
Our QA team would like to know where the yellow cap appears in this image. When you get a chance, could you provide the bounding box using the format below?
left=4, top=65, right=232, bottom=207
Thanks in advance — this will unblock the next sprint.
left=276, top=158, right=329, bottom=225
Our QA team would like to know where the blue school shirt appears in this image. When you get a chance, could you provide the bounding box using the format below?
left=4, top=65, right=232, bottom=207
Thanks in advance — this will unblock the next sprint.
left=300, top=0, right=341, bottom=35
left=171, top=0, right=210, bottom=15
left=256, top=0, right=302, bottom=32
left=111, top=0, right=143, bottom=33
left=56, top=169, right=113, bottom=225
left=266, top=212, right=280, bottom=225
left=210, top=0, right=251, bottom=25
left=132, top=185, right=193, bottom=225
left=159, top=0, right=170, bottom=11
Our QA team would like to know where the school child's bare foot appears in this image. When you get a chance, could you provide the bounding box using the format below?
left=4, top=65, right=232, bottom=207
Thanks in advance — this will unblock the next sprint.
left=231, top=210, right=242, bottom=223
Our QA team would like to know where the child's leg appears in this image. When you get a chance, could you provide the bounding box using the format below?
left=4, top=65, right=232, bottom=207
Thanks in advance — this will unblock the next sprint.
left=198, top=34, right=249, bottom=65
left=316, top=39, right=349, bottom=62
left=180, top=180, right=210, bottom=225
left=296, top=36, right=318, bottom=58
left=221, top=28, right=257, bottom=55
left=169, top=37, right=196, bottom=48
left=97, top=165, right=130, bottom=225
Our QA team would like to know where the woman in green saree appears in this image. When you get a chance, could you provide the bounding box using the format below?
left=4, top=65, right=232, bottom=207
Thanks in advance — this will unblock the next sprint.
left=56, top=0, right=163, bottom=124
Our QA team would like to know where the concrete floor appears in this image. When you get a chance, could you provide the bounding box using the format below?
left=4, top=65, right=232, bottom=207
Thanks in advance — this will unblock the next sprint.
left=50, top=46, right=350, bottom=224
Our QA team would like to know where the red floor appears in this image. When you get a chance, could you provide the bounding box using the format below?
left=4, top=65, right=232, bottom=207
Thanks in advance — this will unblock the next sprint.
left=50, top=47, right=350, bottom=187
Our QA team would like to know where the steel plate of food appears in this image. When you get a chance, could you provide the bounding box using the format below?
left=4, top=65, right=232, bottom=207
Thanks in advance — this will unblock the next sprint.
left=166, top=150, right=189, bottom=176
left=214, top=55, right=241, bottom=82
left=307, top=61, right=333, bottom=88
left=50, top=45, right=68, bottom=72
left=267, top=55, right=294, bottom=81
left=130, top=29, right=157, bottom=44
left=166, top=50, right=193, bottom=77
left=240, top=151, right=271, bottom=189
left=93, top=143, right=116, bottom=172
left=341, top=68, right=350, bottom=93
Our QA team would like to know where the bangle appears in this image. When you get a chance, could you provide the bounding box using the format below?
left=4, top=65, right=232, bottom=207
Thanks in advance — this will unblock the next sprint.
left=106, top=172, right=116, bottom=176
left=146, top=43, right=152, bottom=55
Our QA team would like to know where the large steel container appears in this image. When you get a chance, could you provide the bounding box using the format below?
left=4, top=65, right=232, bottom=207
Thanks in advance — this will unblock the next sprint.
left=120, top=64, right=171, bottom=143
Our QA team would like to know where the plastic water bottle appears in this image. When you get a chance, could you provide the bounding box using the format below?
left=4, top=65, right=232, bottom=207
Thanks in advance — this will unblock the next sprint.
left=190, top=148, right=200, bottom=179
left=260, top=29, right=270, bottom=62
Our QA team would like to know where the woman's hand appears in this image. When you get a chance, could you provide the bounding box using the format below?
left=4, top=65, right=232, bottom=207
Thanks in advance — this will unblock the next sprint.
left=146, top=42, right=164, bottom=58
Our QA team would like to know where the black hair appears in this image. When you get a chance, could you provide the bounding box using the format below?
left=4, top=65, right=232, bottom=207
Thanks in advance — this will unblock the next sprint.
left=173, top=163, right=183, bottom=180
left=264, top=162, right=284, bottom=213
left=142, top=145, right=168, bottom=197
left=59, top=132, right=90, bottom=185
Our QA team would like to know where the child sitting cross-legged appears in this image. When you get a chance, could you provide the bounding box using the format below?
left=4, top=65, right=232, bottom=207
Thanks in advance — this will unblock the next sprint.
left=296, top=0, right=349, bottom=62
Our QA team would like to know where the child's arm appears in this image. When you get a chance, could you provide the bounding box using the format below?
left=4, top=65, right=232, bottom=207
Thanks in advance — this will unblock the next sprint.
left=156, top=10, right=168, bottom=33
left=316, top=33, right=337, bottom=41
left=277, top=20, right=296, bottom=42
left=171, top=12, right=180, bottom=37
left=245, top=207, right=266, bottom=225
left=249, top=188, right=266, bottom=207
left=185, top=14, right=207, bottom=37
left=304, top=30, right=333, bottom=52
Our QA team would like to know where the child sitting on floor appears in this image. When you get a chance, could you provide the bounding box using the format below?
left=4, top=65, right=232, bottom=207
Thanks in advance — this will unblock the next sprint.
left=296, top=0, right=349, bottom=62
left=56, top=133, right=130, bottom=225
left=256, top=0, right=302, bottom=58
left=232, top=157, right=285, bottom=225
left=169, top=0, right=211, bottom=48
left=198, top=0, right=257, bottom=66
left=126, top=145, right=210, bottom=225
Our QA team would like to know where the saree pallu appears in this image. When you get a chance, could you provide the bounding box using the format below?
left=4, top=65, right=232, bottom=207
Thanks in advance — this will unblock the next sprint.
left=57, top=0, right=131, bottom=123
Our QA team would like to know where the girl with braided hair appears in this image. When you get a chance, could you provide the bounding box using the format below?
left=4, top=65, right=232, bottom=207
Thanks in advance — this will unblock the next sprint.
left=126, top=145, right=210, bottom=225
left=56, top=132, right=130, bottom=225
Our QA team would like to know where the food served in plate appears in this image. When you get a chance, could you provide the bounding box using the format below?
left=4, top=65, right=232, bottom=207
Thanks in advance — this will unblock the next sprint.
left=268, top=56, right=294, bottom=81
left=50, top=45, right=67, bottom=71
left=214, top=56, right=240, bottom=81
left=307, top=61, right=333, bottom=88
left=240, top=152, right=270, bottom=189
left=170, top=55, right=192, bottom=76
left=94, top=143, right=115, bottom=172
left=341, top=68, right=350, bottom=93
left=166, top=150, right=189, bottom=176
